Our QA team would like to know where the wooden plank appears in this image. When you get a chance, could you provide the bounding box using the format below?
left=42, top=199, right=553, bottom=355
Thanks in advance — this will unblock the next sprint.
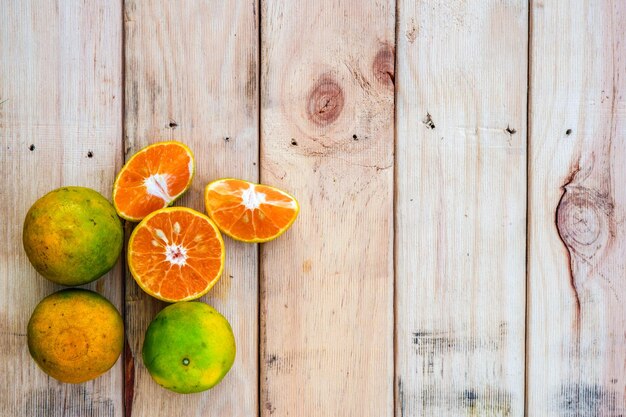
left=259, top=1, right=395, bottom=415
left=0, top=1, right=123, bottom=416
left=123, top=1, right=258, bottom=416
left=395, top=2, right=528, bottom=416
left=527, top=1, right=626, bottom=415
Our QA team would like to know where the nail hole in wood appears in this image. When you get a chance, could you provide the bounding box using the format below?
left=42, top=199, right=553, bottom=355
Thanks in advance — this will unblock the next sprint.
left=169, top=121, right=178, bottom=128
left=353, top=134, right=358, bottom=141
left=29, top=144, right=35, bottom=151
left=290, top=138, right=298, bottom=146
left=566, top=129, right=572, bottom=136
left=87, top=151, right=93, bottom=158
left=505, top=126, right=516, bottom=135
left=422, top=113, right=435, bottom=129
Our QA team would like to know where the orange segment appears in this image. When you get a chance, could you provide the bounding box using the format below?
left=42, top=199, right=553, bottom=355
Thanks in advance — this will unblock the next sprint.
left=113, top=141, right=195, bottom=221
left=204, top=178, right=299, bottom=243
left=128, top=207, right=224, bottom=302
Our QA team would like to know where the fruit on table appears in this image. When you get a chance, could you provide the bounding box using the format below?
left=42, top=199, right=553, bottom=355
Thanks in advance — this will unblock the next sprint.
left=128, top=207, right=225, bottom=302
left=27, top=289, right=124, bottom=383
left=204, top=178, right=299, bottom=243
left=143, top=302, right=236, bottom=393
left=113, top=141, right=195, bottom=221
left=23, top=186, right=123, bottom=286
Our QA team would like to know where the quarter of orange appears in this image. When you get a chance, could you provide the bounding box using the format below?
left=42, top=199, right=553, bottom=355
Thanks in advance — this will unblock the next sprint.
left=204, top=178, right=299, bottom=243
left=113, top=141, right=195, bottom=221
left=128, top=207, right=225, bottom=302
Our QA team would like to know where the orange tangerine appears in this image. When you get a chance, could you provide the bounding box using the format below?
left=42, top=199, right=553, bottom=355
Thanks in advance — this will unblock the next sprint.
left=27, top=289, right=124, bottom=383
left=128, top=207, right=225, bottom=302
left=204, top=178, right=299, bottom=243
left=113, top=141, right=195, bottom=221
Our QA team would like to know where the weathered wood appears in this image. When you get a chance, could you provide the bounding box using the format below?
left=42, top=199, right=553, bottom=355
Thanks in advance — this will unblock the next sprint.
left=0, top=1, right=124, bottom=416
left=395, top=2, right=528, bottom=416
left=527, top=1, right=626, bottom=415
left=123, top=1, right=258, bottom=416
left=259, top=1, right=395, bottom=415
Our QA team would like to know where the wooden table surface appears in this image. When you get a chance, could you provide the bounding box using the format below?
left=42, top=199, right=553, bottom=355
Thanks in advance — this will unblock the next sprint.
left=1, top=1, right=625, bottom=416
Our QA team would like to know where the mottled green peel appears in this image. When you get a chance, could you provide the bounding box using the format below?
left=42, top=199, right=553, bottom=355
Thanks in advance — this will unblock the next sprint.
left=142, top=302, right=236, bottom=394
left=23, top=186, right=123, bottom=286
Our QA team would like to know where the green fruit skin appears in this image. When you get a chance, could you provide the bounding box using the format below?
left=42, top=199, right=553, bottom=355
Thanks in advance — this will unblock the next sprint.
left=142, top=302, right=236, bottom=394
left=23, top=186, right=123, bottom=286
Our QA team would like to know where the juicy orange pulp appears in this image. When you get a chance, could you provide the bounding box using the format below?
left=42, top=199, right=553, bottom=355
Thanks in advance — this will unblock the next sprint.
left=113, top=141, right=194, bottom=221
left=128, top=207, right=224, bottom=302
left=204, top=178, right=299, bottom=243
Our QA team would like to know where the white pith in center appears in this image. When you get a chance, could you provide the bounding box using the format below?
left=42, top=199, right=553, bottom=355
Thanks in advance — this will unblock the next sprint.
left=241, top=184, right=266, bottom=210
left=165, top=244, right=187, bottom=266
left=144, top=174, right=173, bottom=202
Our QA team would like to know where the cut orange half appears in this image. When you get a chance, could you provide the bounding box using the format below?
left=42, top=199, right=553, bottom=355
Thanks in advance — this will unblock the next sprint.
left=204, top=178, right=299, bottom=243
left=127, top=207, right=225, bottom=302
left=113, top=141, right=195, bottom=221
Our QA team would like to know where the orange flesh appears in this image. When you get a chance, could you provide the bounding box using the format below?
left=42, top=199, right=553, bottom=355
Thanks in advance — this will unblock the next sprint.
left=205, top=179, right=299, bottom=242
left=128, top=208, right=224, bottom=302
left=114, top=142, right=193, bottom=220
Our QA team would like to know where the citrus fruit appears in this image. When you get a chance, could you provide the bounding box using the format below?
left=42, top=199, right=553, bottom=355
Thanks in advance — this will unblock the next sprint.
left=142, top=302, right=236, bottom=393
left=27, top=289, right=124, bottom=383
left=23, top=186, right=123, bottom=286
left=204, top=178, right=299, bottom=243
left=127, top=207, right=225, bottom=302
left=113, top=141, right=195, bottom=221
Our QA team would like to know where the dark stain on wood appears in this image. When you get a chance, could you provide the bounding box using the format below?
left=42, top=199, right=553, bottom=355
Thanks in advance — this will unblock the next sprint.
left=245, top=55, right=257, bottom=117
left=24, top=386, right=114, bottom=417
left=306, top=74, right=344, bottom=126
left=398, top=378, right=405, bottom=417
left=373, top=44, right=395, bottom=88
left=266, top=354, right=278, bottom=367
left=265, top=401, right=276, bottom=415
left=558, top=383, right=623, bottom=416
left=124, top=338, right=135, bottom=417
left=411, top=323, right=506, bottom=355
left=419, top=386, right=512, bottom=415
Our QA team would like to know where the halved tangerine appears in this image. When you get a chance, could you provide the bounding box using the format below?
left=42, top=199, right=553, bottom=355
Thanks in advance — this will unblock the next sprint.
left=128, top=207, right=225, bottom=302
left=204, top=178, right=299, bottom=243
left=113, top=141, right=195, bottom=221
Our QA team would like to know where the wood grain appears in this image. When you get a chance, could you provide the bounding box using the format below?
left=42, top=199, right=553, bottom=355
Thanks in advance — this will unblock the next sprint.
left=259, top=1, right=395, bottom=415
left=527, top=1, right=626, bottom=415
left=395, top=1, right=528, bottom=416
left=123, top=1, right=258, bottom=416
left=0, top=1, right=123, bottom=416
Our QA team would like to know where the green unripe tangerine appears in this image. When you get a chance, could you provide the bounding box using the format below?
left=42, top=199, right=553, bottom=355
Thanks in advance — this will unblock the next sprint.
left=23, top=186, right=123, bottom=285
left=142, top=302, right=236, bottom=394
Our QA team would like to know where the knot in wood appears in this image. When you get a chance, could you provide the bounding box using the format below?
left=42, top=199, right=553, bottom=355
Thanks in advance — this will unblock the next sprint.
left=373, top=45, right=395, bottom=88
left=556, top=187, right=612, bottom=258
left=306, top=75, right=344, bottom=126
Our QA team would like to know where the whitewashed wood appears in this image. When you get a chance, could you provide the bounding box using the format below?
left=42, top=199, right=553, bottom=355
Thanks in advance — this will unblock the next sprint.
left=0, top=1, right=123, bottom=416
left=395, top=2, right=527, bottom=416
left=260, top=1, right=395, bottom=415
left=123, top=1, right=258, bottom=416
left=527, top=1, right=626, bottom=415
